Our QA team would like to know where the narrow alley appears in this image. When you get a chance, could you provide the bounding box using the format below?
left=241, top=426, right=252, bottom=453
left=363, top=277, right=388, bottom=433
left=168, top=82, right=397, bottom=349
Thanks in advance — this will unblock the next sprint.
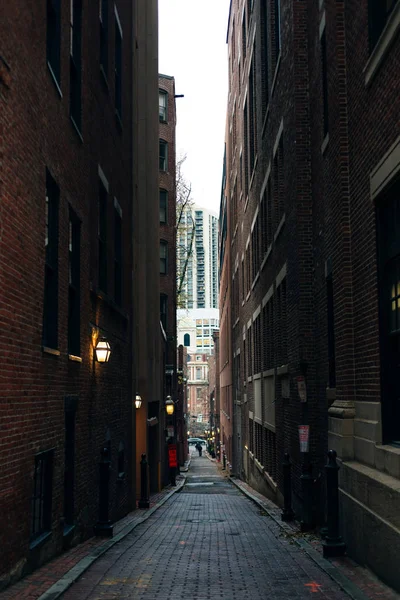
left=59, top=452, right=350, bottom=600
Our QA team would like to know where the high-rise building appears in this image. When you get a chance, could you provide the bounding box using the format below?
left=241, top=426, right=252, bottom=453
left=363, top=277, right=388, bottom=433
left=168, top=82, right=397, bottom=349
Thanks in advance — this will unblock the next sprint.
left=177, top=205, right=219, bottom=309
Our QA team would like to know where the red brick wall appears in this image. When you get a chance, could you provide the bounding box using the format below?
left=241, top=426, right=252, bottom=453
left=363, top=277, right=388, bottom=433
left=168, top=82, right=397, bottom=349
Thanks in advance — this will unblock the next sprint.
left=0, top=0, right=134, bottom=582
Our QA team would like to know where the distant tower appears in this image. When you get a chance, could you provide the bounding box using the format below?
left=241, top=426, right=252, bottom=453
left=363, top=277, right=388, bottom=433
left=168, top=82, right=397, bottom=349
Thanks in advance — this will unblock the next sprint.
left=177, top=204, right=219, bottom=309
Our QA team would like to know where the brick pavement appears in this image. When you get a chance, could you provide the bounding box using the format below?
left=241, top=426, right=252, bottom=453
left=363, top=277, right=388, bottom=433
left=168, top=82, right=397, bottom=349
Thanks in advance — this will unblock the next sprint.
left=58, top=454, right=354, bottom=599
left=0, top=474, right=186, bottom=600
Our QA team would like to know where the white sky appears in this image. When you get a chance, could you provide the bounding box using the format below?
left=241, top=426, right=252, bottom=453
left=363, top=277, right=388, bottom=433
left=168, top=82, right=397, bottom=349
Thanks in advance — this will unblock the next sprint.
left=158, top=0, right=230, bottom=215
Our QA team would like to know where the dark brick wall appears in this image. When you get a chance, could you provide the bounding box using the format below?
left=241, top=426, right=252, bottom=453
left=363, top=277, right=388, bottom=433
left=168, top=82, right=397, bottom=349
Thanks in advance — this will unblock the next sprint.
left=0, top=0, right=134, bottom=583
left=159, top=74, right=177, bottom=377
left=222, top=0, right=399, bottom=518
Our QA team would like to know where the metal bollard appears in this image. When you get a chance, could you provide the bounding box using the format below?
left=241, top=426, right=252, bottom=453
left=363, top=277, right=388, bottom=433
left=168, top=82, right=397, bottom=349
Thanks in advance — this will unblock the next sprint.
left=138, top=453, right=150, bottom=509
left=300, top=460, right=315, bottom=531
left=323, top=450, right=346, bottom=557
left=281, top=453, right=295, bottom=521
left=222, top=452, right=226, bottom=470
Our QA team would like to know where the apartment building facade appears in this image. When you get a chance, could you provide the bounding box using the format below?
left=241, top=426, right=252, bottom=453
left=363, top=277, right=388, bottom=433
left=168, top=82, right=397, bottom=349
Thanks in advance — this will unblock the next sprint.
left=0, top=0, right=160, bottom=587
left=177, top=205, right=219, bottom=309
left=222, top=0, right=400, bottom=588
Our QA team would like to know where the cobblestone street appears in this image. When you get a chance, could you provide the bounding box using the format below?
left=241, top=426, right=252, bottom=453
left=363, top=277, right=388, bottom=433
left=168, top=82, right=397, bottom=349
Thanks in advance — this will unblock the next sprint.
left=61, top=453, right=351, bottom=600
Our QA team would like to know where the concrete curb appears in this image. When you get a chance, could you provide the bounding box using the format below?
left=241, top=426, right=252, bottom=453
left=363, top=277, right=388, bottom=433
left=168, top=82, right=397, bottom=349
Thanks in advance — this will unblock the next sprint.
left=229, top=476, right=370, bottom=600
left=37, top=477, right=186, bottom=600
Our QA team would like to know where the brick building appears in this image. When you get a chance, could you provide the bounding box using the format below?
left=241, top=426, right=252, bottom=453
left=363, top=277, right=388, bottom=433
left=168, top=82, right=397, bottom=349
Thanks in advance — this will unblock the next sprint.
left=222, top=0, right=400, bottom=588
left=0, top=0, right=160, bottom=588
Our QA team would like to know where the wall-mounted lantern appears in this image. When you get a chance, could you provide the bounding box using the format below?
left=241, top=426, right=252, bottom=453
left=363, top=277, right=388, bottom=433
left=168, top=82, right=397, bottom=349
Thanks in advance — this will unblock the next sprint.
left=165, top=396, right=174, bottom=416
left=95, top=339, right=111, bottom=363
left=135, top=395, right=142, bottom=409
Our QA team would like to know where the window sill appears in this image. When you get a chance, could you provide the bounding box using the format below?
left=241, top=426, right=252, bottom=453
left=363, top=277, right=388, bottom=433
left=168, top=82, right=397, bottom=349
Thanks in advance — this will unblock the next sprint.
left=63, top=524, right=76, bottom=538
left=251, top=271, right=260, bottom=290
left=270, top=53, right=282, bottom=98
left=30, top=531, right=52, bottom=551
left=261, top=105, right=270, bottom=139
left=70, top=116, right=83, bottom=142
left=43, top=346, right=61, bottom=357
left=364, top=3, right=400, bottom=87
left=115, top=110, right=122, bottom=131
left=244, top=195, right=249, bottom=213
left=100, top=65, right=109, bottom=90
left=249, top=156, right=258, bottom=191
left=47, top=62, right=62, bottom=97
left=263, top=368, right=275, bottom=378
left=321, top=132, right=330, bottom=155
left=274, top=213, right=286, bottom=243
left=68, top=354, right=82, bottom=363
left=277, top=364, right=289, bottom=376
left=253, top=372, right=261, bottom=380
left=260, top=245, right=272, bottom=273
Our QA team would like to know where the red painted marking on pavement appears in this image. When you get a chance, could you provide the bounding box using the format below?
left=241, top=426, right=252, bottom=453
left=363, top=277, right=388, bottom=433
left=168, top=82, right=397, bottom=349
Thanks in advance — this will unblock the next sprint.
left=305, top=582, right=322, bottom=592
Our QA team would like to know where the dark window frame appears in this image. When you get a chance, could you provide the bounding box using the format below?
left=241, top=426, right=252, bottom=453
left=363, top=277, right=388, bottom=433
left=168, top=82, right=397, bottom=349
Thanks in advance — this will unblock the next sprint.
left=159, top=140, right=168, bottom=171
left=70, top=0, right=82, bottom=131
left=115, top=11, right=122, bottom=119
left=31, top=450, right=54, bottom=542
left=321, top=28, right=329, bottom=138
left=98, top=179, right=108, bottom=293
left=43, top=170, right=59, bottom=349
left=68, top=209, right=81, bottom=356
left=160, top=293, right=168, bottom=331
left=160, top=240, right=168, bottom=274
left=114, top=204, right=122, bottom=306
left=100, top=0, right=109, bottom=78
left=159, top=189, right=168, bottom=224
left=47, top=0, right=61, bottom=84
left=368, top=0, right=397, bottom=52
left=159, top=90, right=168, bottom=122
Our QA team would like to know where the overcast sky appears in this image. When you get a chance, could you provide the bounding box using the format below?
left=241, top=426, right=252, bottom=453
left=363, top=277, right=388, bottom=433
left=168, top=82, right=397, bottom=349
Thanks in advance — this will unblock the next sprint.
left=158, top=0, right=230, bottom=216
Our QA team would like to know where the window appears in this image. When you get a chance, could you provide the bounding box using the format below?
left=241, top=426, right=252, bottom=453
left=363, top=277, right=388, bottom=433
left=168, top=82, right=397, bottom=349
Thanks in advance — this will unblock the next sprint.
left=273, top=136, right=284, bottom=225
left=251, top=213, right=260, bottom=281
left=159, top=90, right=167, bottom=122
left=160, top=294, right=167, bottom=331
left=118, top=442, right=125, bottom=479
left=31, top=450, right=54, bottom=541
left=64, top=407, right=76, bottom=527
left=115, top=9, right=122, bottom=118
left=261, top=178, right=273, bottom=254
left=196, top=355, right=202, bottom=361
left=276, top=278, right=287, bottom=365
left=114, top=203, right=122, bottom=305
left=196, top=367, right=202, bottom=380
left=274, top=0, right=281, bottom=62
left=159, top=140, right=168, bottom=171
left=369, top=0, right=398, bottom=51
left=43, top=170, right=59, bottom=349
left=68, top=210, right=80, bottom=356
left=70, top=0, right=82, bottom=130
left=99, top=0, right=109, bottom=77
left=321, top=29, right=329, bottom=138
left=261, top=0, right=269, bottom=113
left=159, top=189, right=168, bottom=223
left=377, top=179, right=400, bottom=443
left=243, top=101, right=249, bottom=197
left=98, top=179, right=108, bottom=292
left=242, top=9, right=247, bottom=59
left=326, top=261, right=336, bottom=388
left=263, top=298, right=274, bottom=370
left=160, top=240, right=168, bottom=274
left=184, top=333, right=190, bottom=346
left=47, top=0, right=61, bottom=83
left=249, top=53, right=257, bottom=173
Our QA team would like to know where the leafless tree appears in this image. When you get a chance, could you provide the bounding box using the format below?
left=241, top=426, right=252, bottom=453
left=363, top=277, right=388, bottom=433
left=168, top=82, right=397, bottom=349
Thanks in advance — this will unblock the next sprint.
left=176, top=154, right=195, bottom=308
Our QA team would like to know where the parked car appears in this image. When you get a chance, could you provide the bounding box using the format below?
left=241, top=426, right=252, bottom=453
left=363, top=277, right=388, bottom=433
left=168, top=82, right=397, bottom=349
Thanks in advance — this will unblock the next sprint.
left=188, top=437, right=206, bottom=446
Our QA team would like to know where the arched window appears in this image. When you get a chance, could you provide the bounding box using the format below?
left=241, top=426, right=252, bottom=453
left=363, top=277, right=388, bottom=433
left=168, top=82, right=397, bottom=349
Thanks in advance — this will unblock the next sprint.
left=184, top=333, right=190, bottom=346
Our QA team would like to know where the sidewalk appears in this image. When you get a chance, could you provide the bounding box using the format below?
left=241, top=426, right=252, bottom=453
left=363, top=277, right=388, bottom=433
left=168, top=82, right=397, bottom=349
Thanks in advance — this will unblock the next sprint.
left=228, top=474, right=400, bottom=600
left=0, top=467, right=189, bottom=600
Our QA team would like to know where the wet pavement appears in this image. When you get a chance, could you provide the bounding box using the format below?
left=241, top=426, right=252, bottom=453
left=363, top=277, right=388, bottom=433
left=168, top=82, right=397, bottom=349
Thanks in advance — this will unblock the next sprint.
left=60, top=452, right=351, bottom=600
